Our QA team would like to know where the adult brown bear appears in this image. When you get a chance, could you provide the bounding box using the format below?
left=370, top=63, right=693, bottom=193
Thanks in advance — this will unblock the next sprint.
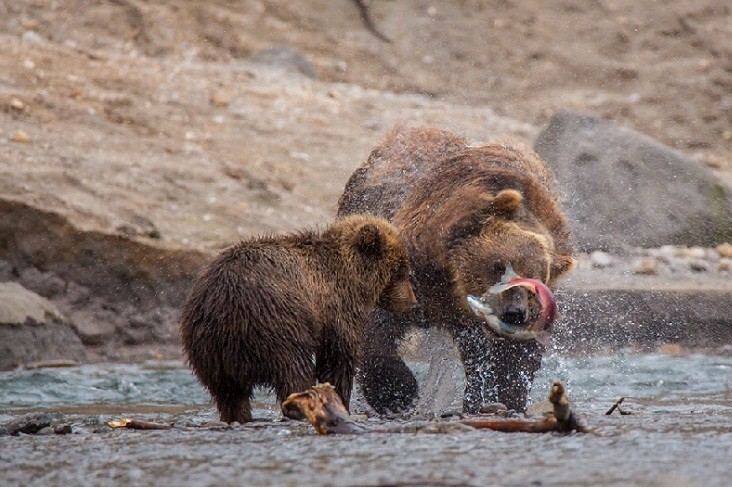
left=180, top=215, right=417, bottom=423
left=337, top=127, right=574, bottom=413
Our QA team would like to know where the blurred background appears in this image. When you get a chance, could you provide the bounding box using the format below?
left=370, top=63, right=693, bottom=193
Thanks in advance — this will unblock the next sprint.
left=1, top=0, right=730, bottom=365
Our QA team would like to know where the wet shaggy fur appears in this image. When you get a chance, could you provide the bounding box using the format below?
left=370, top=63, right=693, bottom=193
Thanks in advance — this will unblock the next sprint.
left=180, top=215, right=416, bottom=423
left=338, top=127, right=575, bottom=414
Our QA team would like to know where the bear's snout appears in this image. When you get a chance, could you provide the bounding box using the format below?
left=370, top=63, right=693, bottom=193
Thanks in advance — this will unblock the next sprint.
left=500, top=304, right=528, bottom=325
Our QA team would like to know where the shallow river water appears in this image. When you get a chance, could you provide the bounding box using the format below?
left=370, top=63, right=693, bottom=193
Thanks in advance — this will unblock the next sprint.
left=1, top=351, right=730, bottom=486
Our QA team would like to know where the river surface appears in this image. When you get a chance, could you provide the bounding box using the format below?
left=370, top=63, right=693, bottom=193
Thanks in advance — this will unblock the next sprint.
left=1, top=351, right=731, bottom=486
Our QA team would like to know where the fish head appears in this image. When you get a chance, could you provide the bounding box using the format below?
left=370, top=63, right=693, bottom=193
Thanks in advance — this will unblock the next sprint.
left=466, top=264, right=558, bottom=343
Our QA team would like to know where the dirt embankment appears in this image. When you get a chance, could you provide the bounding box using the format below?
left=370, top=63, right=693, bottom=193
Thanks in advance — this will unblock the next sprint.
left=0, top=1, right=730, bottom=362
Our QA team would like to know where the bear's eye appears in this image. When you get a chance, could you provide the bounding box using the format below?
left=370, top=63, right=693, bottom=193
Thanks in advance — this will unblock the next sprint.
left=489, top=262, right=505, bottom=280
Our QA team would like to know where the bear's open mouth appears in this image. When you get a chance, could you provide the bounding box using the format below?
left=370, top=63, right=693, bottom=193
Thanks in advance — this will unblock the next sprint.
left=466, top=265, right=557, bottom=345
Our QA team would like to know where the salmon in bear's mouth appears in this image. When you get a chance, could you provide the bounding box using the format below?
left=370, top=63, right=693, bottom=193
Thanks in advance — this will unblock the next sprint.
left=466, top=264, right=557, bottom=345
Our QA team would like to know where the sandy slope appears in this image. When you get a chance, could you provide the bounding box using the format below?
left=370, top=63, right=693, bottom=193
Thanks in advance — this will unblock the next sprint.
left=0, top=0, right=729, bottom=360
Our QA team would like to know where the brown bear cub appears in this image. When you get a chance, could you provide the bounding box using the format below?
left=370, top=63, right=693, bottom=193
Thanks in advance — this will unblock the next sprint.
left=180, top=215, right=417, bottom=423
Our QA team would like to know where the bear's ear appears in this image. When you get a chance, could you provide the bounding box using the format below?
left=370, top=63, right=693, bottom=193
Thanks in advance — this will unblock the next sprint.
left=550, top=254, right=576, bottom=279
left=355, top=223, right=384, bottom=257
left=491, top=189, right=523, bottom=216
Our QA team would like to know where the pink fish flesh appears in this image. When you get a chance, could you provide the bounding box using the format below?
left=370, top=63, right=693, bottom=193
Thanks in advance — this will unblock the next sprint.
left=466, top=264, right=557, bottom=345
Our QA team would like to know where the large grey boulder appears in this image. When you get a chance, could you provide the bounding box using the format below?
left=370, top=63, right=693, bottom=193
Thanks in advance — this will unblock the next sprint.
left=534, top=110, right=732, bottom=251
left=0, top=282, right=87, bottom=370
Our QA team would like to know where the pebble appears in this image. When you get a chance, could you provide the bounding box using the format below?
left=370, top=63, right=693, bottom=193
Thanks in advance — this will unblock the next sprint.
left=10, top=130, right=32, bottom=143
left=688, top=259, right=710, bottom=273
left=479, top=402, right=508, bottom=415
left=654, top=245, right=676, bottom=264
left=435, top=422, right=475, bottom=434
left=209, top=90, right=230, bottom=107
left=21, top=30, right=44, bottom=44
left=718, top=259, right=731, bottom=272
left=657, top=343, right=683, bottom=355
left=717, top=243, right=732, bottom=258
left=10, top=98, right=26, bottom=111
left=439, top=409, right=464, bottom=419
left=685, top=247, right=707, bottom=260
left=590, top=250, right=613, bottom=268
left=633, top=258, right=659, bottom=275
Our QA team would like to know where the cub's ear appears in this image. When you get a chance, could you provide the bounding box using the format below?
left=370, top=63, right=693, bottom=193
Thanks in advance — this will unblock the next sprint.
left=491, top=189, right=523, bottom=216
left=355, top=223, right=384, bottom=257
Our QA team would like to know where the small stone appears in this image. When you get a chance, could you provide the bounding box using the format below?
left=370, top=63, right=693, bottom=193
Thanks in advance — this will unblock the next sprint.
left=688, top=259, right=710, bottom=273
left=209, top=91, right=230, bottom=107
left=479, top=402, right=508, bottom=415
left=685, top=247, right=707, bottom=260
left=416, top=423, right=440, bottom=434
left=439, top=409, right=463, bottom=419
left=718, top=258, right=731, bottom=272
left=438, top=422, right=475, bottom=434
left=633, top=258, right=659, bottom=276
left=10, top=98, right=26, bottom=111
left=590, top=250, right=614, bottom=268
left=53, top=424, right=73, bottom=435
left=716, top=243, right=732, bottom=258
left=37, top=427, right=54, bottom=435
left=10, top=130, right=31, bottom=143
left=653, top=245, right=676, bottom=264
left=703, top=154, right=726, bottom=170
left=21, top=30, right=44, bottom=44
left=0, top=426, right=9, bottom=436
left=657, top=343, right=683, bottom=355
left=526, top=399, right=553, bottom=416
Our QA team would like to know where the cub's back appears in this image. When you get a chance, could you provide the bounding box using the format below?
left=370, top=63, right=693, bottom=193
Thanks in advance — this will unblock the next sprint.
left=180, top=236, right=324, bottom=351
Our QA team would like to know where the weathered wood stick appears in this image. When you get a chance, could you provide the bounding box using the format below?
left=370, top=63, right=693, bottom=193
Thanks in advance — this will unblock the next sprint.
left=22, top=359, right=81, bottom=370
left=606, top=396, right=632, bottom=415
left=462, top=417, right=560, bottom=433
left=108, top=418, right=172, bottom=430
